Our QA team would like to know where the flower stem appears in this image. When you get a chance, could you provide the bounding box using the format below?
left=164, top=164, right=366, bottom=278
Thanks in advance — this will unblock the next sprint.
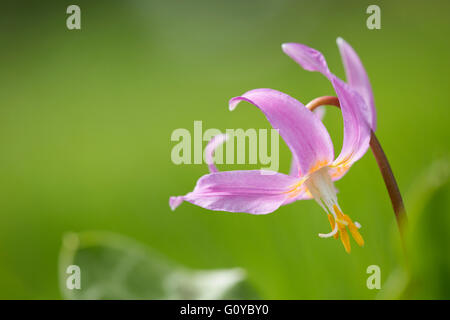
left=305, top=96, right=408, bottom=240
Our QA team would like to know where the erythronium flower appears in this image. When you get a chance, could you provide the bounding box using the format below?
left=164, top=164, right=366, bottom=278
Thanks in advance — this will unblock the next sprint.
left=170, top=38, right=376, bottom=253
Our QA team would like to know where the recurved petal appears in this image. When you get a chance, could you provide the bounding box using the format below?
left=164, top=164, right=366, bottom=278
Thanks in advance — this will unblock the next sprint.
left=169, top=170, right=302, bottom=215
left=330, top=78, right=371, bottom=169
left=289, top=107, right=326, bottom=177
left=337, top=37, right=376, bottom=130
left=205, top=133, right=229, bottom=173
left=313, top=106, right=326, bottom=122
left=289, top=156, right=300, bottom=177
left=229, top=88, right=334, bottom=176
left=282, top=43, right=330, bottom=75
left=282, top=42, right=371, bottom=171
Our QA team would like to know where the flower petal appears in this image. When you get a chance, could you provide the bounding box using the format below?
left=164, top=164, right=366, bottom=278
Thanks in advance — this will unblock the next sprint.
left=229, top=88, right=334, bottom=176
left=282, top=42, right=371, bottom=170
left=283, top=185, right=313, bottom=204
left=205, top=133, right=229, bottom=173
left=289, top=106, right=326, bottom=177
left=281, top=43, right=330, bottom=75
left=289, top=156, right=300, bottom=177
left=170, top=170, right=302, bottom=214
left=330, top=78, right=371, bottom=169
left=337, top=37, right=376, bottom=130
left=313, top=106, right=326, bottom=122
left=329, top=164, right=351, bottom=181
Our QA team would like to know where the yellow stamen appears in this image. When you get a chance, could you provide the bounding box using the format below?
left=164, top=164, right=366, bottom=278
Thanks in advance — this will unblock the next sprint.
left=343, top=214, right=365, bottom=247
left=327, top=214, right=339, bottom=239
left=332, top=205, right=364, bottom=253
left=334, top=204, right=343, bottom=218
left=339, top=225, right=351, bottom=253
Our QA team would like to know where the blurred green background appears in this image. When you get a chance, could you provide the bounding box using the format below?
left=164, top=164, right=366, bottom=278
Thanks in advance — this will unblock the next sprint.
left=0, top=0, right=449, bottom=299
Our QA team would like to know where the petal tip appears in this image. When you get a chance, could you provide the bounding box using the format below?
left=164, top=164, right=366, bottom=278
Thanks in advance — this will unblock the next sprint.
left=229, top=95, right=251, bottom=111
left=169, top=196, right=183, bottom=211
left=281, top=42, right=297, bottom=55
left=228, top=97, right=240, bottom=111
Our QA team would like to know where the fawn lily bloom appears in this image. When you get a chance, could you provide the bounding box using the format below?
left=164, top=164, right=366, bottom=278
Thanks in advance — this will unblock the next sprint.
left=170, top=38, right=375, bottom=253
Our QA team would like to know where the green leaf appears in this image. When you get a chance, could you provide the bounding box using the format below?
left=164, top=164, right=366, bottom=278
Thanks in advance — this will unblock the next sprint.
left=58, top=231, right=259, bottom=300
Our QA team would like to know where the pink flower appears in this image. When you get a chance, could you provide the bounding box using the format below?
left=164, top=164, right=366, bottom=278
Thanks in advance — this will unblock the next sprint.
left=170, top=38, right=375, bottom=253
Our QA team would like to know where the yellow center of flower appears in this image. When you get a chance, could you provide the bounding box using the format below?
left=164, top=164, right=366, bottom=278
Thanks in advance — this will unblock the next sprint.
left=302, top=165, right=364, bottom=253
left=327, top=205, right=364, bottom=253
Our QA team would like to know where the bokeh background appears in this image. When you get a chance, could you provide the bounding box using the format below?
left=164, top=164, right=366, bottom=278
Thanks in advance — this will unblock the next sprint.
left=0, top=0, right=449, bottom=299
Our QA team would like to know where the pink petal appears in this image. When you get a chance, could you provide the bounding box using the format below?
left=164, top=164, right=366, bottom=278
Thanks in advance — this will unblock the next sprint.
left=282, top=42, right=372, bottom=170
left=281, top=43, right=330, bottom=75
left=229, top=89, right=334, bottom=176
left=283, top=185, right=313, bottom=204
left=289, top=106, right=326, bottom=177
left=289, top=156, right=300, bottom=177
left=313, top=106, right=326, bottom=122
left=205, top=133, right=229, bottom=173
left=329, top=164, right=351, bottom=182
left=330, top=78, right=371, bottom=168
left=337, top=37, right=376, bottom=130
left=169, top=170, right=302, bottom=215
